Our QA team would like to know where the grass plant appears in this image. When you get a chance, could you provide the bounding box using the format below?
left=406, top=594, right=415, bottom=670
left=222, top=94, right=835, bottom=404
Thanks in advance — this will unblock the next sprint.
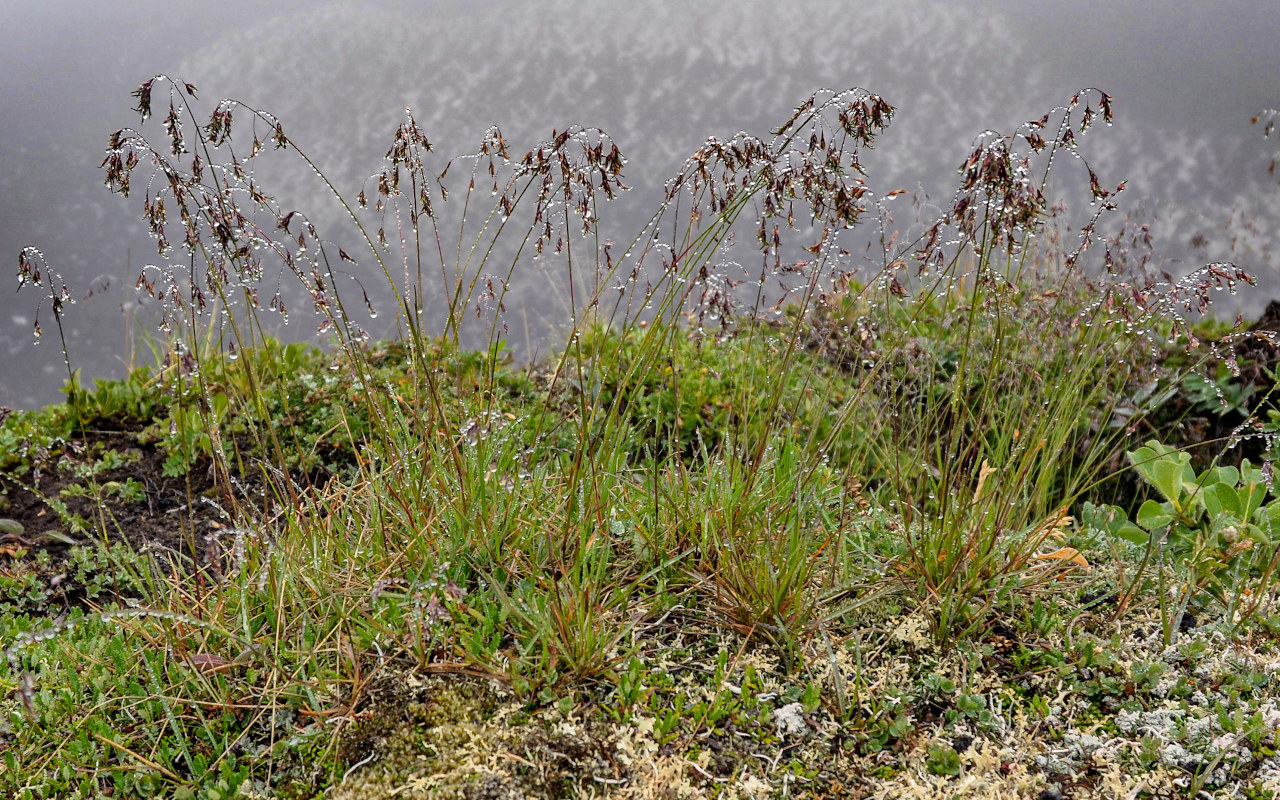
left=5, top=79, right=1280, bottom=798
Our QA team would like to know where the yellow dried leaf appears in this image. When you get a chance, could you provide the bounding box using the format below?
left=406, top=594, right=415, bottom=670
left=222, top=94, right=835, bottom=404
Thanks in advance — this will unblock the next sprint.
left=1035, top=546, right=1090, bottom=571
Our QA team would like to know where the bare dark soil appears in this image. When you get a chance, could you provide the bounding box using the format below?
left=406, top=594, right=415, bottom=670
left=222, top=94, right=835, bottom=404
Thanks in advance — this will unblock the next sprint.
left=0, top=417, right=231, bottom=610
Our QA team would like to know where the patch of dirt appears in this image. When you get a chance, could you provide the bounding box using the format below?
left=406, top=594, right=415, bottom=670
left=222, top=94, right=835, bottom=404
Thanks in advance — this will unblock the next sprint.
left=0, top=418, right=236, bottom=612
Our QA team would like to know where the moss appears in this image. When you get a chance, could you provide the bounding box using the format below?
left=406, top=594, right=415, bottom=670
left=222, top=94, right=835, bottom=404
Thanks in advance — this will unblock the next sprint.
left=328, top=670, right=648, bottom=799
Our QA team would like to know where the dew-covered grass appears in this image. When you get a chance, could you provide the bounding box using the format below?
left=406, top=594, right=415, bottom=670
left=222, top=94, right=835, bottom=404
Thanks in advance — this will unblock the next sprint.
left=6, top=79, right=1280, bottom=798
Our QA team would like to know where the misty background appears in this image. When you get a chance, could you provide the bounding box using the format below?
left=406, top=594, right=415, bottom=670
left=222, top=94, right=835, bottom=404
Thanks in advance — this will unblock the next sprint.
left=3, top=0, right=1278, bottom=408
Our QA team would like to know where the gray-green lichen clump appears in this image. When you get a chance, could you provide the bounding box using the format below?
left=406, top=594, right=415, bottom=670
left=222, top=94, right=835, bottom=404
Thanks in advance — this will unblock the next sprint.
left=329, top=672, right=513, bottom=799
left=329, top=670, right=628, bottom=800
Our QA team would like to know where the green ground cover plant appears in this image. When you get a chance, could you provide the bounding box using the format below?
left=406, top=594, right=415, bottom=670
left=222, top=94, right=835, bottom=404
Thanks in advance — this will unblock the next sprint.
left=5, top=79, right=1280, bottom=798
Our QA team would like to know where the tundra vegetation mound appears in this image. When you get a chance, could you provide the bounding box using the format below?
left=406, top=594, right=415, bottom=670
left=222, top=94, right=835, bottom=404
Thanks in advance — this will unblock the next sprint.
left=5, top=80, right=1280, bottom=799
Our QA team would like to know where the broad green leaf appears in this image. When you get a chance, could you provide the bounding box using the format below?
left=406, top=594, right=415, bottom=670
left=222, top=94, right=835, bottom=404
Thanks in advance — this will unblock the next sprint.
left=1080, top=501, right=1117, bottom=530
left=1147, top=459, right=1183, bottom=505
left=1242, top=480, right=1267, bottom=520
left=1244, top=522, right=1269, bottom=546
left=1137, top=499, right=1174, bottom=532
left=1128, top=442, right=1197, bottom=507
left=1128, top=444, right=1157, bottom=471
left=1080, top=502, right=1149, bottom=545
left=1204, top=482, right=1242, bottom=519
left=1208, top=465, right=1239, bottom=487
left=1112, top=523, right=1150, bottom=545
left=1128, top=443, right=1165, bottom=488
left=1081, top=502, right=1131, bottom=536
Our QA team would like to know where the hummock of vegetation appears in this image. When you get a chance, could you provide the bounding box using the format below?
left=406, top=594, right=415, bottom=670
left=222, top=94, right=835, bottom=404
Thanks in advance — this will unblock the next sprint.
left=7, top=79, right=1280, bottom=799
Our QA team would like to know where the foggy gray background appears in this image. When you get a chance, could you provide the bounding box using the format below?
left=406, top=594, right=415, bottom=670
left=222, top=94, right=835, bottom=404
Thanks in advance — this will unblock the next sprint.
left=3, top=0, right=1278, bottom=408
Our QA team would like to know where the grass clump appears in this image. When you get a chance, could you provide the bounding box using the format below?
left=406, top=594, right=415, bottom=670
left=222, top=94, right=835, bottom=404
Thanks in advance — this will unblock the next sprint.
left=6, top=78, right=1280, bottom=799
